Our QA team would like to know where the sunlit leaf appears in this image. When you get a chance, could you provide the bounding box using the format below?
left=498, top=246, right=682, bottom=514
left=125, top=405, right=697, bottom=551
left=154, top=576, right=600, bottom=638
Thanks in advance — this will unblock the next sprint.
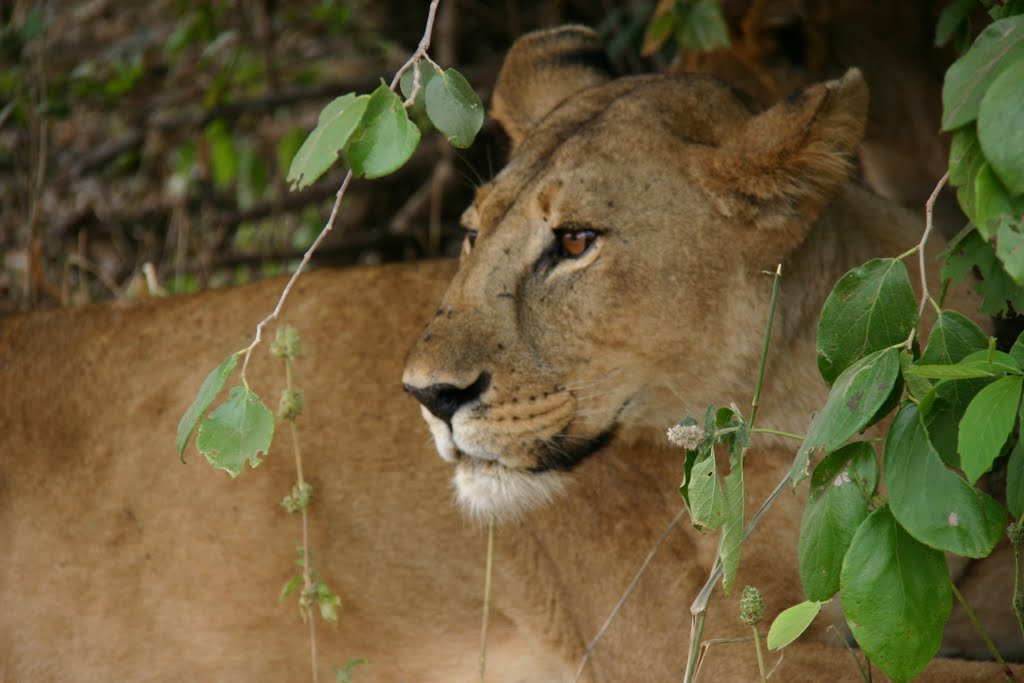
left=767, top=600, right=824, bottom=651
left=176, top=352, right=239, bottom=459
left=841, top=507, right=951, bottom=683
left=424, top=68, right=484, bottom=149
left=688, top=452, right=725, bottom=529
left=287, top=93, right=369, bottom=189
left=347, top=83, right=421, bottom=179
left=197, top=386, right=274, bottom=477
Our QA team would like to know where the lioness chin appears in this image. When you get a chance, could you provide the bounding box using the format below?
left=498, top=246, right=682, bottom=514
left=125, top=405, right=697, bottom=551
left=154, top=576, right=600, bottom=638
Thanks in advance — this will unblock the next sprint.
left=0, top=25, right=1019, bottom=683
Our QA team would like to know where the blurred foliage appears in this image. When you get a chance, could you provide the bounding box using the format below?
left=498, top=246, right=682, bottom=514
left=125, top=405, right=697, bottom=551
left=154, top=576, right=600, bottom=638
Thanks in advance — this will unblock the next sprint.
left=938, top=1, right=1024, bottom=317
left=0, top=0, right=626, bottom=313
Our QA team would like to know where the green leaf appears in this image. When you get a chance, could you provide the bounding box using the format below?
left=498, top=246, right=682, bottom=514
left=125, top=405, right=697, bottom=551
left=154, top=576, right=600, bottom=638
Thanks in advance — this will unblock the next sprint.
left=948, top=127, right=986, bottom=224
left=287, top=93, right=369, bottom=190
left=935, top=0, right=975, bottom=47
left=791, top=348, right=900, bottom=484
left=347, top=83, right=421, bottom=179
left=688, top=452, right=725, bottom=529
left=974, top=163, right=1016, bottom=239
left=841, top=507, right=951, bottom=682
left=909, top=362, right=1001, bottom=379
left=884, top=403, right=1006, bottom=557
left=675, top=0, right=730, bottom=51
left=920, top=310, right=988, bottom=365
left=176, top=352, right=239, bottom=459
left=719, top=465, right=744, bottom=594
left=799, top=442, right=876, bottom=601
left=912, top=348, right=1021, bottom=379
left=424, top=68, right=484, bottom=149
left=766, top=600, right=824, bottom=650
left=1012, top=329, right=1024, bottom=367
left=901, top=350, right=934, bottom=402
left=942, top=228, right=1024, bottom=316
left=942, top=16, right=1024, bottom=131
left=336, top=658, right=367, bottom=683
left=641, top=4, right=677, bottom=56
left=996, top=216, right=1024, bottom=285
left=959, top=375, right=1023, bottom=483
left=816, top=258, right=918, bottom=385
left=978, top=54, right=1024, bottom=194
left=1008, top=440, right=1024, bottom=518
left=205, top=120, right=237, bottom=190
left=196, top=386, right=275, bottom=477
left=276, top=127, right=308, bottom=179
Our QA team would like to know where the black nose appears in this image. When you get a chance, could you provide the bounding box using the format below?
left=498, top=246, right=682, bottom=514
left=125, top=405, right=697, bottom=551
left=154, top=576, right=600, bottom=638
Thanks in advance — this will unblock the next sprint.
left=403, top=372, right=490, bottom=424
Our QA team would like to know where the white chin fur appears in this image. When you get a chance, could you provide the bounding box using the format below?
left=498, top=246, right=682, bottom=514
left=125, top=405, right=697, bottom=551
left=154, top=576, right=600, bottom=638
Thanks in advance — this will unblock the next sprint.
left=453, top=461, right=567, bottom=523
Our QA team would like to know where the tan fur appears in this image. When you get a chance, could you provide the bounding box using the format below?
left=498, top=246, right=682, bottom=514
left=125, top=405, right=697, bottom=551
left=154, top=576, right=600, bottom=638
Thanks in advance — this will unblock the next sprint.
left=0, top=26, right=1019, bottom=682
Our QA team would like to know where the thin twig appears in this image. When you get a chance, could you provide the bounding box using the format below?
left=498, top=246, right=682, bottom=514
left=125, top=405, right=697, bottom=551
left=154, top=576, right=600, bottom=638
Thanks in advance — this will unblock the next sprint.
left=1012, top=521, right=1024, bottom=642
left=951, top=582, right=1015, bottom=679
left=573, top=507, right=688, bottom=682
left=684, top=266, right=785, bottom=683
left=240, top=172, right=353, bottom=380
left=918, top=171, right=949, bottom=318
left=750, top=264, right=782, bottom=426
left=285, top=359, right=318, bottom=683
left=239, top=0, right=443, bottom=380
left=479, top=515, right=496, bottom=683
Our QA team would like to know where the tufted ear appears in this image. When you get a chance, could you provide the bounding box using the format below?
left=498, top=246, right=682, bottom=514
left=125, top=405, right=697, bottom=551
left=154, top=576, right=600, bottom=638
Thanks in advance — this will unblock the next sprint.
left=491, top=25, right=614, bottom=149
left=692, top=68, right=869, bottom=254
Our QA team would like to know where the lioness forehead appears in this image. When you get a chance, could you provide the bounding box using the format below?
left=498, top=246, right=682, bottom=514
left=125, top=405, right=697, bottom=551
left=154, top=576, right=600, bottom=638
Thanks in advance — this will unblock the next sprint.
left=471, top=74, right=758, bottom=229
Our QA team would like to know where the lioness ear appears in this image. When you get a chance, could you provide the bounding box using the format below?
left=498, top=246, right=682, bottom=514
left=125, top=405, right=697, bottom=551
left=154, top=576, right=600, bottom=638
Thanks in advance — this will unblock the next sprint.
left=491, top=25, right=614, bottom=149
left=693, top=68, right=868, bottom=251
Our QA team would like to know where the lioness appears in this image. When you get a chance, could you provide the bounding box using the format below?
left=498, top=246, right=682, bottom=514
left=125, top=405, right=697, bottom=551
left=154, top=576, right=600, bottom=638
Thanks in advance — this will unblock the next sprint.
left=0, top=25, right=1017, bottom=683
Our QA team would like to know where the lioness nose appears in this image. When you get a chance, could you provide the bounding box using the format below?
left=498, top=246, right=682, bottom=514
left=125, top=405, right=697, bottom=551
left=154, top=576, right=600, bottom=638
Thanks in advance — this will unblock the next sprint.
left=403, top=372, right=490, bottom=424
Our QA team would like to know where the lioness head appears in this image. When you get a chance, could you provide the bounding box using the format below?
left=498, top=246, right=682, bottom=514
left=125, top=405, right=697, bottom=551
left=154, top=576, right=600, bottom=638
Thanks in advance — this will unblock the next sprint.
left=402, top=25, right=867, bottom=521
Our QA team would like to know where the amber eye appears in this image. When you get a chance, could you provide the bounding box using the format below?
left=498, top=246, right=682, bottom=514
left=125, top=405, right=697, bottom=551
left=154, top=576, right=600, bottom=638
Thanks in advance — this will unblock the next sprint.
left=555, top=227, right=598, bottom=259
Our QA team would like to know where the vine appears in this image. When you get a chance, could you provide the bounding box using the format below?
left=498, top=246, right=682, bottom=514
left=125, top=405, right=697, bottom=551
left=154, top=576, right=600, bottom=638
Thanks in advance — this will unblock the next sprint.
left=175, top=1, right=484, bottom=679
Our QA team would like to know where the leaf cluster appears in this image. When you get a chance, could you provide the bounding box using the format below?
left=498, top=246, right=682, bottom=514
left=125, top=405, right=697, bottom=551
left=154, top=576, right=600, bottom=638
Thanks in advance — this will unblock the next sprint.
left=939, top=7, right=1024, bottom=316
left=286, top=62, right=483, bottom=189
left=769, top=257, right=1019, bottom=681
left=677, top=405, right=748, bottom=594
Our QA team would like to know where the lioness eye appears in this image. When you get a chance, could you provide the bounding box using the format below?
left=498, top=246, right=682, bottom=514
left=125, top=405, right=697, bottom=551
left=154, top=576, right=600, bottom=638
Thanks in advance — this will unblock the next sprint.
left=556, top=227, right=597, bottom=259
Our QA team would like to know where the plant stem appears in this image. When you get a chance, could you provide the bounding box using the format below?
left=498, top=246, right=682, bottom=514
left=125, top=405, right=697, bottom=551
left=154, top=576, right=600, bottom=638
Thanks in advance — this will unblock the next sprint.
left=951, top=582, right=1014, bottom=679
left=285, top=357, right=318, bottom=683
left=751, top=428, right=805, bottom=441
left=1013, top=520, right=1024, bottom=642
left=752, top=627, right=767, bottom=683
left=914, top=171, right=949, bottom=319
left=684, top=265, right=784, bottom=683
left=479, top=515, right=495, bottom=683
left=574, top=507, right=687, bottom=682
left=750, top=264, right=782, bottom=427
left=240, top=0, right=443, bottom=381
